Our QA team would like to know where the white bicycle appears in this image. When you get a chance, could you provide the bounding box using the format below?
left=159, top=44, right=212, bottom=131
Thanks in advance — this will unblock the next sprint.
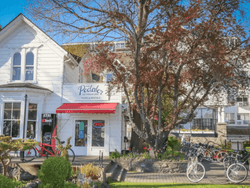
left=186, top=147, right=206, bottom=182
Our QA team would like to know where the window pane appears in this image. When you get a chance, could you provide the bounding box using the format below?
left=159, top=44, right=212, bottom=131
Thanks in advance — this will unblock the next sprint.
left=3, top=120, right=11, bottom=136
left=92, top=74, right=100, bottom=82
left=13, top=67, right=21, bottom=80
left=13, top=103, right=21, bottom=119
left=26, top=52, right=34, bottom=65
left=12, top=120, right=20, bottom=138
left=25, top=67, right=34, bottom=80
left=106, top=74, right=112, bottom=82
left=28, top=103, right=37, bottom=120
left=75, top=120, right=88, bottom=147
left=27, top=121, right=36, bottom=139
left=92, top=120, right=105, bottom=147
left=13, top=53, right=21, bottom=66
left=4, top=103, right=12, bottom=119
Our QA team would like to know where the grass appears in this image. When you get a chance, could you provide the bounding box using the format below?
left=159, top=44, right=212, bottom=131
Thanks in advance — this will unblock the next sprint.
left=109, top=182, right=250, bottom=188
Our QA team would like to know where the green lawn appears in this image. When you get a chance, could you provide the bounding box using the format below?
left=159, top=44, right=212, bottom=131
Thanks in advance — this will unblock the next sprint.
left=109, top=182, right=250, bottom=188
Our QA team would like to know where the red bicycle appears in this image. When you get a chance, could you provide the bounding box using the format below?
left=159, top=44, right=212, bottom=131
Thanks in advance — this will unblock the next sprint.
left=21, top=140, right=75, bottom=163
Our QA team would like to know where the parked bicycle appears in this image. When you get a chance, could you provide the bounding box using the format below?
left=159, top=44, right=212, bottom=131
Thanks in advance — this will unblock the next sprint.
left=21, top=139, right=75, bottom=163
left=186, top=146, right=206, bottom=182
left=226, top=149, right=249, bottom=183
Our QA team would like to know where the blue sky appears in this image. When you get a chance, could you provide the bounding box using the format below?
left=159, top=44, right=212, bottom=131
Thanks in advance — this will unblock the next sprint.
left=0, top=0, right=250, bottom=44
left=0, top=0, right=28, bottom=29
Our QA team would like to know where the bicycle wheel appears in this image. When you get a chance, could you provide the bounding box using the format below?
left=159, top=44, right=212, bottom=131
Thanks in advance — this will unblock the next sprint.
left=57, top=148, right=75, bottom=163
left=226, top=163, right=248, bottom=183
left=22, top=148, right=37, bottom=162
left=186, top=162, right=206, bottom=183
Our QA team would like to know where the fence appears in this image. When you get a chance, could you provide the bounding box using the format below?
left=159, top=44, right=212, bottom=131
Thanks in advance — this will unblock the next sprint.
left=173, top=118, right=217, bottom=133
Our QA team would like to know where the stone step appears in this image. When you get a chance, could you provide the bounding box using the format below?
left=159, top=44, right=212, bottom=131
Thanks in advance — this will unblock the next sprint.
left=118, top=168, right=127, bottom=182
left=105, top=161, right=118, bottom=178
left=104, top=160, right=113, bottom=173
left=111, top=165, right=122, bottom=181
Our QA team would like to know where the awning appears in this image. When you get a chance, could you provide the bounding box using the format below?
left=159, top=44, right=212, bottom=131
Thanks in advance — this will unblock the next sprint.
left=56, top=103, right=117, bottom=114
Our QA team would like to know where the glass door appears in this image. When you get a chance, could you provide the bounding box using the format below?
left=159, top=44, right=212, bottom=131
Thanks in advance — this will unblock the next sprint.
left=74, top=120, right=89, bottom=156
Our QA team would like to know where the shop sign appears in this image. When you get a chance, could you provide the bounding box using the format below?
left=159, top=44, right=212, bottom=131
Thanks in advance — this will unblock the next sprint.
left=73, top=84, right=109, bottom=100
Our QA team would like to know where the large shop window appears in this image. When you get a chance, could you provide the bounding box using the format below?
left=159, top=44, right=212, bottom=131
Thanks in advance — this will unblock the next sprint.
left=92, top=120, right=105, bottom=147
left=75, top=120, right=88, bottom=147
left=26, top=103, right=37, bottom=139
left=3, top=103, right=21, bottom=138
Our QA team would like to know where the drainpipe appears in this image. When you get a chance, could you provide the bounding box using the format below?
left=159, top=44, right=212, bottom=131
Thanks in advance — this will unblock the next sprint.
left=23, top=94, right=28, bottom=139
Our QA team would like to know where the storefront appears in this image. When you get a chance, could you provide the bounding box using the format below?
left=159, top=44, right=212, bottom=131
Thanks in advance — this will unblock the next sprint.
left=56, top=83, right=124, bottom=156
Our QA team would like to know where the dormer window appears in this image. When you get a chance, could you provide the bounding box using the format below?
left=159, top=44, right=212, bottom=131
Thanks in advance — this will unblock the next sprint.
left=11, top=49, right=37, bottom=82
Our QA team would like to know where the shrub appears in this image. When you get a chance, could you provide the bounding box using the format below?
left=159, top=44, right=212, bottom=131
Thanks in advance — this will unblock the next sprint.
left=167, top=136, right=181, bottom=156
left=38, top=156, right=72, bottom=188
left=109, top=151, right=121, bottom=159
left=0, top=174, right=25, bottom=188
left=143, top=152, right=151, bottom=159
left=79, top=163, right=101, bottom=180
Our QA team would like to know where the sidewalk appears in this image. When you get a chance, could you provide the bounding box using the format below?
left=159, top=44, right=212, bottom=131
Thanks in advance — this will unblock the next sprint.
left=124, top=161, right=250, bottom=184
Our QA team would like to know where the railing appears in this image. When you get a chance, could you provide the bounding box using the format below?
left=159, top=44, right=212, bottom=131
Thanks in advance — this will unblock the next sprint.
left=172, top=118, right=217, bottom=133
left=227, top=126, right=250, bottom=135
left=99, top=150, right=103, bottom=169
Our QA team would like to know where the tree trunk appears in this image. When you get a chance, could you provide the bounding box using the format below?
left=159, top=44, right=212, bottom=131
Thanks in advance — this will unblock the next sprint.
left=1, top=157, right=11, bottom=176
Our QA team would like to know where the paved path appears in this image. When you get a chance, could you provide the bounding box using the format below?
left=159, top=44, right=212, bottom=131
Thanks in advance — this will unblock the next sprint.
left=125, top=161, right=250, bottom=184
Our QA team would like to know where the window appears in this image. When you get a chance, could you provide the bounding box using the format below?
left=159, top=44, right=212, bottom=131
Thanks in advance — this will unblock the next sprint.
left=12, top=53, right=21, bottom=81
left=75, top=120, right=88, bottom=147
left=237, top=113, right=249, bottom=124
left=26, top=103, right=37, bottom=139
left=225, top=113, right=235, bottom=124
left=11, top=50, right=36, bottom=82
left=106, top=74, right=113, bottom=82
left=25, top=52, right=34, bottom=80
left=92, top=120, right=105, bottom=147
left=3, top=102, right=21, bottom=138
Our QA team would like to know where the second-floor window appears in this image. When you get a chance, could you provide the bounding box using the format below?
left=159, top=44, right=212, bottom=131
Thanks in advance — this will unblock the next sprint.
left=12, top=53, right=21, bottom=80
left=225, top=113, right=235, bottom=124
left=25, top=52, right=34, bottom=80
left=12, top=51, right=35, bottom=82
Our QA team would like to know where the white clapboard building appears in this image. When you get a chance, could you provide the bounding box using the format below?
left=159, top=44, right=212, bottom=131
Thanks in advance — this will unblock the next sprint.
left=0, top=14, right=126, bottom=156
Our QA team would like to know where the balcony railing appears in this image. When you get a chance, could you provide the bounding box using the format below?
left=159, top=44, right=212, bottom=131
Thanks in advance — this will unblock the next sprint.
left=171, top=118, right=217, bottom=133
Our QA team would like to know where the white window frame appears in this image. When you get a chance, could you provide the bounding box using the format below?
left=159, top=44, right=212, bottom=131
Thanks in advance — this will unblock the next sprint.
left=10, top=48, right=38, bottom=83
left=2, top=101, right=22, bottom=139
left=25, top=103, right=38, bottom=139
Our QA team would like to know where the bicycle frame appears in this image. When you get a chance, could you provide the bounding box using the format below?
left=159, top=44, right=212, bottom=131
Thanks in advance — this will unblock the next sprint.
left=32, top=143, right=59, bottom=157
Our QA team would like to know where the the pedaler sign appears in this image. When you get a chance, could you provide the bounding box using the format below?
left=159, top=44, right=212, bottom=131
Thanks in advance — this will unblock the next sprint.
left=73, top=84, right=109, bottom=100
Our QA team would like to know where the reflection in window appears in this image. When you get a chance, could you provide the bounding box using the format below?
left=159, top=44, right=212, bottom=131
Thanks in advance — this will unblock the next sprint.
left=3, top=102, right=21, bottom=138
left=92, top=120, right=105, bottom=147
left=26, top=103, right=37, bottom=139
left=75, top=120, right=88, bottom=147
left=12, top=53, right=21, bottom=80
left=25, top=52, right=34, bottom=80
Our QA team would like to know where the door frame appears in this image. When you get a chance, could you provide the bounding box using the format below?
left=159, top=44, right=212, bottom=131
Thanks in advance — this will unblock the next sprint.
left=73, top=117, right=90, bottom=156
left=88, top=117, right=109, bottom=156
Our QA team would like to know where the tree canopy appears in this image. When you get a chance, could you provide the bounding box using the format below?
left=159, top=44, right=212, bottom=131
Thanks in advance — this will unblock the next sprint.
left=27, top=0, right=250, bottom=157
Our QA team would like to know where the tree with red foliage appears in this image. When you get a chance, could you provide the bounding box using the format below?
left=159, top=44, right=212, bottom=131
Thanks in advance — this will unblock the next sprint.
left=28, top=0, right=250, bottom=157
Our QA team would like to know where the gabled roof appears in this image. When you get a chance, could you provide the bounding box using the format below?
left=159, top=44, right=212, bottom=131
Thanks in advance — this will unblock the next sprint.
left=0, top=13, right=78, bottom=66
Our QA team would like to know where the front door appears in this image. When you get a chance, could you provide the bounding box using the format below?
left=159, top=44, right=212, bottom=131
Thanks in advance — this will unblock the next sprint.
left=73, top=119, right=89, bottom=156
left=89, top=119, right=106, bottom=156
